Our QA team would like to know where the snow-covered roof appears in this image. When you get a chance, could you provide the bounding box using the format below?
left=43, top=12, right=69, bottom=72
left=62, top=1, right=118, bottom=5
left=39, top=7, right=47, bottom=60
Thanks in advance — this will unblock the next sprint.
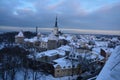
left=53, top=57, right=79, bottom=69
left=96, top=46, right=120, bottom=80
left=41, top=37, right=48, bottom=42
left=37, top=32, right=41, bottom=36
left=89, top=53, right=98, bottom=59
left=65, top=35, right=73, bottom=41
left=92, top=47, right=114, bottom=55
left=92, top=47, right=114, bottom=60
left=111, top=37, right=118, bottom=42
left=69, top=51, right=98, bottom=60
left=35, top=49, right=65, bottom=59
left=48, top=32, right=58, bottom=41
left=57, top=45, right=71, bottom=52
left=92, top=51, right=104, bottom=60
left=16, top=31, right=24, bottom=37
left=59, top=36, right=66, bottom=40
left=24, top=37, right=38, bottom=43
left=95, top=41, right=108, bottom=47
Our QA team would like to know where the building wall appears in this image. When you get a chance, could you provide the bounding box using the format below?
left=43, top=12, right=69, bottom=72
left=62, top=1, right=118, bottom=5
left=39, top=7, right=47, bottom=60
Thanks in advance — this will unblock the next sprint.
left=54, top=27, right=58, bottom=36
left=58, top=39, right=67, bottom=47
left=15, top=37, right=24, bottom=44
left=54, top=65, right=81, bottom=77
left=48, top=40, right=58, bottom=50
left=76, top=48, right=91, bottom=53
left=40, top=41, right=47, bottom=48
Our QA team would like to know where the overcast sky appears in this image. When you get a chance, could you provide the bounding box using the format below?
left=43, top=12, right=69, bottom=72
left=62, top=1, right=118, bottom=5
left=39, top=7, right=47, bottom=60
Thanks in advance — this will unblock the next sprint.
left=0, top=0, right=120, bottom=32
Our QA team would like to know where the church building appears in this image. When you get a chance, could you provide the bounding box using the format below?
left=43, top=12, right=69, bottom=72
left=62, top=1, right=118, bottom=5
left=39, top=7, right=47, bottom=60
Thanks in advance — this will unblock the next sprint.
left=15, top=16, right=67, bottom=51
left=47, top=16, right=61, bottom=50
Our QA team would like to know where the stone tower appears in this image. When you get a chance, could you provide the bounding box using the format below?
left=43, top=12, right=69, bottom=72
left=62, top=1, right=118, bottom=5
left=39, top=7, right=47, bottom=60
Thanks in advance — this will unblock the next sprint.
left=47, top=32, right=58, bottom=50
left=15, top=31, right=24, bottom=44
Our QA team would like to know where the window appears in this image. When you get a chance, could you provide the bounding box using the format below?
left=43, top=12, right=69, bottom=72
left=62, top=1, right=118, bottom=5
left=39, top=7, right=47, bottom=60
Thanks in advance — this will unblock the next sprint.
left=57, top=70, right=59, bottom=72
left=77, top=56, right=78, bottom=58
left=68, top=66, right=71, bottom=68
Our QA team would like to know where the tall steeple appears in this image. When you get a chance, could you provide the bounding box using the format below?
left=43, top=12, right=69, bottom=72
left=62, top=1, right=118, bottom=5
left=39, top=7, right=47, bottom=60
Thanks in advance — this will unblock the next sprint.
left=53, top=16, right=59, bottom=36
left=55, top=16, right=58, bottom=27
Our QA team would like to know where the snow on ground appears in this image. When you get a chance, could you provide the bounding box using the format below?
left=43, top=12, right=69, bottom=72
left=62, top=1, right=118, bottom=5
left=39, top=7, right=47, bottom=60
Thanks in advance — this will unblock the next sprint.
left=96, top=46, right=120, bottom=80
left=15, top=69, right=78, bottom=80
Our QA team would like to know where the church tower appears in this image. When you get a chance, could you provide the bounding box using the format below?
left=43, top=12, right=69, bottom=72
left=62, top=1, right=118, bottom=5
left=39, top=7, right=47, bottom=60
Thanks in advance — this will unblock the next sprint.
left=37, top=32, right=41, bottom=40
left=48, top=32, right=58, bottom=50
left=53, top=16, right=59, bottom=36
left=15, top=30, right=24, bottom=44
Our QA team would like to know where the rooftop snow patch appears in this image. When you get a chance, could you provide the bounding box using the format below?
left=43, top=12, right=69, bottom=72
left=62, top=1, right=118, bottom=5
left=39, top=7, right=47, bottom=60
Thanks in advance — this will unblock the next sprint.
left=57, top=45, right=71, bottom=52
left=35, top=49, right=65, bottom=59
left=53, top=57, right=79, bottom=69
left=16, top=31, right=24, bottom=37
left=24, top=37, right=38, bottom=43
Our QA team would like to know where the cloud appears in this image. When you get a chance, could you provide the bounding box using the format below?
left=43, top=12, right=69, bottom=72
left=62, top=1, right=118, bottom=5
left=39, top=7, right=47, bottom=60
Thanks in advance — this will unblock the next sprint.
left=0, top=0, right=120, bottom=31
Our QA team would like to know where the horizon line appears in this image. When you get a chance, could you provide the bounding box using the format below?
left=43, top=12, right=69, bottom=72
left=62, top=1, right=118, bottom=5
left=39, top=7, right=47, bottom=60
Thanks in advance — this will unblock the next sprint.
left=0, top=26, right=120, bottom=35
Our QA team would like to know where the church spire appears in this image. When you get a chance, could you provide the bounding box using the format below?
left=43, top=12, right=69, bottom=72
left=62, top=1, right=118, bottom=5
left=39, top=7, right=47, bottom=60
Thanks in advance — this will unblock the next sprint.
left=55, top=16, right=58, bottom=27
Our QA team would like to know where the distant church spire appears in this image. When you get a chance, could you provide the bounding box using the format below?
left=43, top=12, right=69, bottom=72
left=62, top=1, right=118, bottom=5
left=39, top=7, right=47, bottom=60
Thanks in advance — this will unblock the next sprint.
left=53, top=16, right=59, bottom=36
left=55, top=16, right=58, bottom=27
left=36, top=26, right=38, bottom=34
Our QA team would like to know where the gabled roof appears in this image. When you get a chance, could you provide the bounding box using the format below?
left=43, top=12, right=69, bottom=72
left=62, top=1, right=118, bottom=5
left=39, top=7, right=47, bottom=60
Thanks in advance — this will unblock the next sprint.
left=16, top=31, right=24, bottom=37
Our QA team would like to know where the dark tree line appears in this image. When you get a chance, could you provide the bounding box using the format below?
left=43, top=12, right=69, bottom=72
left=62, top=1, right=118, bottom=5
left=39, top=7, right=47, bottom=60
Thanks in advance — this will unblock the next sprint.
left=0, top=45, right=30, bottom=80
left=0, top=45, right=54, bottom=80
left=0, top=31, right=36, bottom=44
